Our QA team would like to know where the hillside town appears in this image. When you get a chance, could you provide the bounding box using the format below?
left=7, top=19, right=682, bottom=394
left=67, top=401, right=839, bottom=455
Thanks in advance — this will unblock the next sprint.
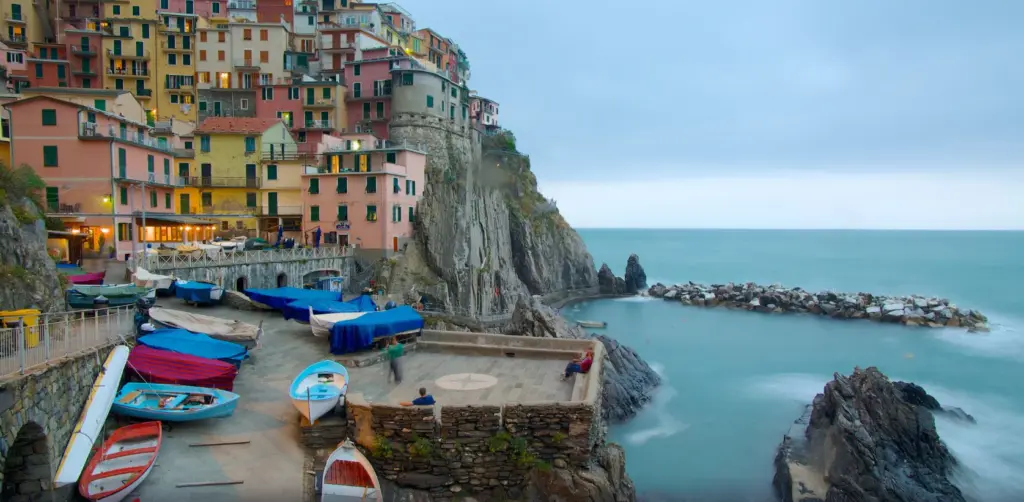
left=0, top=0, right=501, bottom=259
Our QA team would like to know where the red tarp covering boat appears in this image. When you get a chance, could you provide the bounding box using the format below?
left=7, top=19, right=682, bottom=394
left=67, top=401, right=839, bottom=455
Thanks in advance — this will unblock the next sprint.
left=127, top=345, right=238, bottom=391
left=67, top=271, right=106, bottom=285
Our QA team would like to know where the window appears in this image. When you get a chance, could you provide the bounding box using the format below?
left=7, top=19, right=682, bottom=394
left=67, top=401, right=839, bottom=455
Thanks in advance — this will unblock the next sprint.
left=199, top=49, right=206, bottom=61
left=409, top=180, right=416, bottom=195
left=87, top=112, right=96, bottom=123
left=200, top=31, right=207, bottom=42
left=119, top=187, right=128, bottom=205
left=218, top=32, right=225, bottom=43
left=310, top=205, right=319, bottom=221
left=142, top=23, right=150, bottom=38
left=337, top=204, right=347, bottom=221
left=133, top=6, right=140, bottom=15
left=450, top=106, right=455, bottom=120
left=246, top=192, right=257, bottom=207
left=113, top=5, right=121, bottom=15
left=353, top=64, right=360, bottom=76
left=260, top=50, right=269, bottom=63
left=45, top=187, right=59, bottom=212
left=386, top=152, right=396, bottom=163
left=42, top=146, right=58, bottom=166
left=201, top=192, right=212, bottom=206
left=426, top=95, right=433, bottom=108
left=161, top=0, right=168, bottom=9
left=392, top=177, right=400, bottom=193
left=118, top=148, right=127, bottom=177
left=452, top=86, right=458, bottom=98
left=267, top=164, right=277, bottom=180
left=377, top=101, right=386, bottom=118
left=218, top=50, right=225, bottom=61
left=149, top=190, right=157, bottom=207
left=401, top=73, right=413, bottom=85
left=41, top=109, right=57, bottom=125
left=408, top=206, right=415, bottom=222
left=82, top=78, right=91, bottom=88
left=365, top=176, right=376, bottom=193
left=184, top=141, right=192, bottom=150
left=322, top=87, right=331, bottom=100
left=352, top=83, right=360, bottom=98
left=261, top=87, right=274, bottom=100
left=147, top=155, right=154, bottom=173
left=244, top=136, right=256, bottom=152
left=117, top=222, right=132, bottom=242
left=165, top=193, right=171, bottom=209
left=212, top=2, right=219, bottom=13
left=164, top=158, right=170, bottom=176
left=392, top=204, right=401, bottom=222
left=243, top=29, right=252, bottom=40
left=167, top=54, right=176, bottom=65
left=240, top=98, right=249, bottom=110
left=289, top=87, right=299, bottom=100
left=260, top=29, right=268, bottom=41
left=200, top=135, right=210, bottom=152
left=366, top=205, right=377, bottom=221
left=57, top=65, right=66, bottom=79
left=183, top=54, right=191, bottom=65
left=362, top=102, right=370, bottom=119
left=336, top=177, right=347, bottom=193
left=308, top=178, right=319, bottom=194
left=94, top=99, right=106, bottom=111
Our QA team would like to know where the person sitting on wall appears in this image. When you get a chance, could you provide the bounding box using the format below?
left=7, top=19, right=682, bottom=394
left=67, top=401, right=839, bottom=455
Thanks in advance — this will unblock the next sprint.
left=561, top=349, right=594, bottom=381
left=400, top=387, right=436, bottom=406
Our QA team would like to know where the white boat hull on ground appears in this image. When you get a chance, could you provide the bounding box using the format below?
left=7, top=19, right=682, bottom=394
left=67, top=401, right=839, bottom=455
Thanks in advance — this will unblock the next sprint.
left=292, top=396, right=340, bottom=424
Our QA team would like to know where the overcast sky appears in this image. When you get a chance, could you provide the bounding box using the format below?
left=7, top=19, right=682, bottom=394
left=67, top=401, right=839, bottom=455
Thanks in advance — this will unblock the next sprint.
left=398, top=0, right=1024, bottom=229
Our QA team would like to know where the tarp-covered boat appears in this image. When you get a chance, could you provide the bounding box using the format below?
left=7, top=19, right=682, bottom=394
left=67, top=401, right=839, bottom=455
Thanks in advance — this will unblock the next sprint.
left=328, top=306, right=424, bottom=354
left=132, top=268, right=175, bottom=296
left=283, top=297, right=374, bottom=324
left=147, top=307, right=262, bottom=349
left=310, top=311, right=368, bottom=338
left=112, top=382, right=239, bottom=421
left=67, top=270, right=106, bottom=285
left=290, top=360, right=348, bottom=424
left=321, top=440, right=383, bottom=502
left=67, top=284, right=154, bottom=309
left=345, top=294, right=378, bottom=313
left=245, top=287, right=341, bottom=310
left=174, top=280, right=224, bottom=305
left=78, top=420, right=161, bottom=502
left=127, top=345, right=238, bottom=391
left=138, top=328, right=248, bottom=366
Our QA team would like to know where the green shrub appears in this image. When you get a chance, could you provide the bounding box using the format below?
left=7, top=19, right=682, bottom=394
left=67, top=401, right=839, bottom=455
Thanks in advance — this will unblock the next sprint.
left=551, top=432, right=567, bottom=444
left=409, top=435, right=433, bottom=458
left=0, top=162, right=46, bottom=209
left=370, top=435, right=393, bottom=459
left=488, top=431, right=512, bottom=453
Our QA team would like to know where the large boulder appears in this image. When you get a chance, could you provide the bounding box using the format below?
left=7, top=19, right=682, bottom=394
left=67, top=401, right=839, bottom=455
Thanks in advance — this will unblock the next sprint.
left=623, top=254, right=647, bottom=294
left=773, top=367, right=965, bottom=502
left=597, top=263, right=621, bottom=294
left=526, top=443, right=635, bottom=502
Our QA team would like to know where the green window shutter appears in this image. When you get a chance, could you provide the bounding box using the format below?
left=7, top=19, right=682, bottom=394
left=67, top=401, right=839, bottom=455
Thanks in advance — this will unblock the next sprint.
left=337, top=205, right=347, bottom=221
left=353, top=83, right=360, bottom=98
left=267, top=165, right=277, bottom=180
left=41, top=109, right=57, bottom=125
left=366, top=176, right=376, bottom=193
left=336, top=177, right=347, bottom=193
left=310, top=205, right=320, bottom=221
left=362, top=102, right=370, bottom=119
left=246, top=193, right=257, bottom=207
left=386, top=152, right=396, bottom=163
left=42, top=146, right=58, bottom=166
left=426, top=95, right=433, bottom=108
left=142, top=23, right=150, bottom=38
left=118, top=148, right=127, bottom=177
left=392, top=177, right=399, bottom=193
left=408, top=206, right=414, bottom=222
left=366, top=205, right=376, bottom=221
left=376, top=101, right=384, bottom=118
left=165, top=193, right=171, bottom=208
left=163, top=158, right=170, bottom=175
left=309, top=178, right=319, bottom=194
left=322, top=87, right=330, bottom=99
left=149, top=190, right=157, bottom=207
left=402, top=73, right=413, bottom=85
left=45, top=187, right=59, bottom=212
left=451, top=87, right=457, bottom=98
left=353, top=64, right=360, bottom=76
left=405, top=180, right=410, bottom=194
left=119, top=187, right=128, bottom=204
left=147, top=155, right=154, bottom=172
left=393, top=205, right=401, bottom=222
left=87, top=112, right=97, bottom=123
left=450, top=106, right=455, bottom=119
left=413, top=181, right=416, bottom=195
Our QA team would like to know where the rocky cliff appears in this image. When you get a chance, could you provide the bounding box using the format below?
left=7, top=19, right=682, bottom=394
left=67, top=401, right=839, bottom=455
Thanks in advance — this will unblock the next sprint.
left=598, top=255, right=648, bottom=296
left=386, top=117, right=597, bottom=316
left=0, top=165, right=65, bottom=312
left=773, top=367, right=966, bottom=502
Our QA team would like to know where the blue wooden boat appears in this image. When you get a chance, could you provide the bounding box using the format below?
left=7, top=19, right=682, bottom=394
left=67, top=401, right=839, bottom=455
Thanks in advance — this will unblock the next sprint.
left=290, top=360, right=348, bottom=424
left=138, top=328, right=249, bottom=366
left=112, top=382, right=239, bottom=421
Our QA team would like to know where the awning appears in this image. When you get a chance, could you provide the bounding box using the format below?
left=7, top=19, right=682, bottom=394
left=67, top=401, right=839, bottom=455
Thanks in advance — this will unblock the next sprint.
left=133, top=212, right=217, bottom=225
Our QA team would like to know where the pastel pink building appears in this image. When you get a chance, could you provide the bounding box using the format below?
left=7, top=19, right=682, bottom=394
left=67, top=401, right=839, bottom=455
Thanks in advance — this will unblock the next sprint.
left=300, top=133, right=425, bottom=255
left=254, top=83, right=304, bottom=129
left=0, top=41, right=27, bottom=92
left=343, top=51, right=418, bottom=139
left=6, top=95, right=203, bottom=259
left=160, top=0, right=220, bottom=18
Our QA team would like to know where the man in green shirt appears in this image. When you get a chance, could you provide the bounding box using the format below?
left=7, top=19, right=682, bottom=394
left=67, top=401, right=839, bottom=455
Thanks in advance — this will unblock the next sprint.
left=383, top=337, right=404, bottom=384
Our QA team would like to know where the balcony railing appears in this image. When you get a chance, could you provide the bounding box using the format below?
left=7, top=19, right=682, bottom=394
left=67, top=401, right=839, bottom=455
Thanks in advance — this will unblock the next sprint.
left=233, top=58, right=259, bottom=68
left=113, top=172, right=185, bottom=187
left=228, top=0, right=256, bottom=9
left=260, top=150, right=322, bottom=162
left=79, top=123, right=175, bottom=153
left=181, top=176, right=261, bottom=188
left=3, top=34, right=27, bottom=44
left=137, top=88, right=153, bottom=97
left=261, top=205, right=303, bottom=216
left=303, top=98, right=337, bottom=108
left=303, top=161, right=407, bottom=176
left=107, top=67, right=150, bottom=77
left=47, top=203, right=83, bottom=214
left=70, top=45, right=96, bottom=55
left=322, top=138, right=428, bottom=153
left=107, top=49, right=151, bottom=59
left=299, top=120, right=333, bottom=129
left=71, top=67, right=98, bottom=76
left=159, top=41, right=192, bottom=51
left=188, top=205, right=260, bottom=216
left=5, top=11, right=24, bottom=22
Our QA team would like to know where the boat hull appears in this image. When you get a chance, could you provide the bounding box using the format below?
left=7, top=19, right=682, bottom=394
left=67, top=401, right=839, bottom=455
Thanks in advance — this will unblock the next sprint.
left=290, top=360, right=349, bottom=423
left=112, top=383, right=240, bottom=422
left=54, top=346, right=131, bottom=488
left=79, top=421, right=161, bottom=502
left=321, top=441, right=384, bottom=502
left=95, top=460, right=155, bottom=502
left=292, top=396, right=340, bottom=423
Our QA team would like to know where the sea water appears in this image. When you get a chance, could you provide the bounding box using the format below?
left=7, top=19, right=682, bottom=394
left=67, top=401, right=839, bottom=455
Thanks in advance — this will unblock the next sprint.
left=566, top=229, right=1024, bottom=501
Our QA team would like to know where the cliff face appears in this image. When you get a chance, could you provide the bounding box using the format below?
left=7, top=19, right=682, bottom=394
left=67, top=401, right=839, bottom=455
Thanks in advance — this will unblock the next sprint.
left=0, top=197, right=64, bottom=312
left=387, top=115, right=597, bottom=316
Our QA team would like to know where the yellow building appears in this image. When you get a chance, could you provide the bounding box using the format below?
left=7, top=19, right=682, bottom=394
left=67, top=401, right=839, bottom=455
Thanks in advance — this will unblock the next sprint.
left=100, top=0, right=159, bottom=122
left=189, top=117, right=288, bottom=236
left=1, top=0, right=52, bottom=55
left=155, top=12, right=197, bottom=124
left=259, top=142, right=304, bottom=241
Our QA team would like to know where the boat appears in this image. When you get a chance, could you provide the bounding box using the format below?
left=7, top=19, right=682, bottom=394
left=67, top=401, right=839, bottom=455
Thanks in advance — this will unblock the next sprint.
left=54, top=345, right=131, bottom=488
left=67, top=284, right=155, bottom=309
left=127, top=345, right=239, bottom=391
left=283, top=299, right=360, bottom=324
left=310, top=310, right=369, bottom=338
left=326, top=306, right=425, bottom=354
left=78, top=421, right=162, bottom=502
left=112, top=383, right=240, bottom=421
left=174, top=280, right=225, bottom=305
left=577, top=320, right=608, bottom=329
left=66, top=270, right=106, bottom=285
left=138, top=328, right=248, bottom=366
left=147, top=307, right=262, bottom=349
left=132, top=268, right=176, bottom=296
left=290, top=360, right=349, bottom=424
left=321, top=439, right=383, bottom=502
left=244, top=287, right=342, bottom=310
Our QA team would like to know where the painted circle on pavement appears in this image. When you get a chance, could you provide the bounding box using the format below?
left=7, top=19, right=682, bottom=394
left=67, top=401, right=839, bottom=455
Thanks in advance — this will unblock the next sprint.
left=435, top=373, right=498, bottom=391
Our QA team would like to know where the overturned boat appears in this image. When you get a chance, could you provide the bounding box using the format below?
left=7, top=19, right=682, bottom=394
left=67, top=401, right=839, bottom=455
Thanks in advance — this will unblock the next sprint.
left=132, top=268, right=175, bottom=296
left=147, top=307, right=262, bottom=349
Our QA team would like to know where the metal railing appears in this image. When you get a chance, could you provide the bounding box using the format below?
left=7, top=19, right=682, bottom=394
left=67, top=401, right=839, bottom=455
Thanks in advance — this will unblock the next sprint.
left=79, top=123, right=175, bottom=153
left=300, top=119, right=333, bottom=129
left=233, top=57, right=259, bottom=68
left=107, top=49, right=151, bottom=59
left=228, top=0, right=256, bottom=9
left=5, top=11, right=24, bottom=21
left=303, top=98, right=338, bottom=107
left=181, top=176, right=261, bottom=188
left=0, top=305, right=134, bottom=379
left=107, top=67, right=150, bottom=77
left=132, top=246, right=350, bottom=271
left=71, top=44, right=96, bottom=54
left=3, top=34, right=26, bottom=44
left=261, top=205, right=303, bottom=216
left=322, top=138, right=428, bottom=153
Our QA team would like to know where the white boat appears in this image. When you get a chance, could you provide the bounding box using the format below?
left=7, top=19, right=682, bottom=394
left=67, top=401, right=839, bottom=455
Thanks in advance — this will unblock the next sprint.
left=78, top=421, right=162, bottom=502
left=309, top=308, right=368, bottom=338
left=54, top=345, right=131, bottom=488
left=132, top=268, right=175, bottom=291
left=577, top=320, right=607, bottom=329
left=147, top=307, right=262, bottom=349
left=321, top=439, right=383, bottom=502
left=290, top=360, right=348, bottom=424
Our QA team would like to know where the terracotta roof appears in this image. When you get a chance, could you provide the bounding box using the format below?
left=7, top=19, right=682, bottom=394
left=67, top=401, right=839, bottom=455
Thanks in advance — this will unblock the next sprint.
left=195, top=117, right=282, bottom=134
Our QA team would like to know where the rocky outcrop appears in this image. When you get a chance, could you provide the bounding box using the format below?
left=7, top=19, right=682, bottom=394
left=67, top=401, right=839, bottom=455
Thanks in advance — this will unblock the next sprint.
left=773, top=367, right=965, bottom=502
left=649, top=281, right=988, bottom=331
left=598, top=264, right=626, bottom=295
left=508, top=296, right=661, bottom=422
left=388, top=119, right=597, bottom=316
left=894, top=381, right=977, bottom=424
left=0, top=197, right=64, bottom=312
left=623, top=254, right=647, bottom=294
left=527, top=443, right=636, bottom=502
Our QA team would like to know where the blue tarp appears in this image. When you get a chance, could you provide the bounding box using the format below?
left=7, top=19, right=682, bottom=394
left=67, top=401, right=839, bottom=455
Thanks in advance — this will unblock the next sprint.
left=328, top=306, right=424, bottom=354
left=244, top=287, right=341, bottom=310
left=346, top=294, right=378, bottom=312
left=282, top=299, right=359, bottom=323
left=175, top=281, right=217, bottom=304
left=138, top=328, right=249, bottom=366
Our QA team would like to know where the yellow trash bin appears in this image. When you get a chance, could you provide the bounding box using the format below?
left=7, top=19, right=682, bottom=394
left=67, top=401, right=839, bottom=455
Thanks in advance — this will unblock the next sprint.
left=0, top=309, right=41, bottom=348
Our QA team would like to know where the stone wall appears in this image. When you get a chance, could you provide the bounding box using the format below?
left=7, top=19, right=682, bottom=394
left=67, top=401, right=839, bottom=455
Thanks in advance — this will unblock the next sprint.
left=0, top=343, right=118, bottom=501
left=148, top=256, right=352, bottom=290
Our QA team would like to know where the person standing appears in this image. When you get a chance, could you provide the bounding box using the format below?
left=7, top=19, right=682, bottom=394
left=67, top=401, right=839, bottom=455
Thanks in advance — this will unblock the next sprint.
left=383, top=336, right=404, bottom=384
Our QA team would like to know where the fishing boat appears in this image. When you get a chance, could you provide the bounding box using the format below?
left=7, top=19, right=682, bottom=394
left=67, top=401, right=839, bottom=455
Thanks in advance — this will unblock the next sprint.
left=283, top=299, right=359, bottom=324
left=138, top=328, right=248, bottom=366
left=321, top=439, right=383, bottom=502
left=147, top=307, right=262, bottom=349
left=577, top=320, right=608, bottom=329
left=310, top=310, right=368, bottom=338
left=290, top=360, right=348, bottom=424
left=174, top=280, right=224, bottom=305
left=78, top=421, right=162, bottom=502
left=320, top=306, right=425, bottom=355
left=127, top=345, right=238, bottom=391
left=67, top=284, right=155, bottom=309
left=112, top=383, right=240, bottom=421
left=54, top=345, right=131, bottom=488
left=244, top=287, right=342, bottom=310
left=132, top=268, right=175, bottom=296
left=66, top=270, right=106, bottom=285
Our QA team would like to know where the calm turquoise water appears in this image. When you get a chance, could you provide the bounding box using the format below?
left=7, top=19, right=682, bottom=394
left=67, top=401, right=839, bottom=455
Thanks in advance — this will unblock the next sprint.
left=568, top=229, right=1024, bottom=502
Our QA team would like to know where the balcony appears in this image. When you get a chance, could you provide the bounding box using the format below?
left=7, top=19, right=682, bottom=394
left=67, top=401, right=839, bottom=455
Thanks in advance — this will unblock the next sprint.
left=159, top=41, right=192, bottom=52
left=297, top=120, right=333, bottom=130
left=5, top=12, right=26, bottom=24
left=47, top=203, right=82, bottom=215
left=107, top=67, right=150, bottom=78
left=322, top=138, right=427, bottom=153
left=186, top=205, right=259, bottom=216
left=113, top=172, right=186, bottom=187
left=71, top=67, right=98, bottom=76
left=303, top=98, right=337, bottom=109
left=233, top=58, right=259, bottom=70
left=261, top=205, right=303, bottom=217
left=260, top=151, right=321, bottom=162
left=136, top=88, right=153, bottom=99
left=303, top=161, right=408, bottom=177
left=2, top=34, right=27, bottom=46
left=165, top=84, right=195, bottom=93
left=70, top=45, right=97, bottom=56
left=228, top=0, right=256, bottom=9
left=173, top=148, right=194, bottom=158
left=322, top=41, right=356, bottom=53
left=78, top=123, right=175, bottom=154
left=182, top=177, right=261, bottom=189
left=107, top=49, right=151, bottom=60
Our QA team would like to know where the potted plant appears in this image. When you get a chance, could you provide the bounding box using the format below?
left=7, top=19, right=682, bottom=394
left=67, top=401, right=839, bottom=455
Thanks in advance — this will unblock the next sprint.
left=107, top=245, right=116, bottom=259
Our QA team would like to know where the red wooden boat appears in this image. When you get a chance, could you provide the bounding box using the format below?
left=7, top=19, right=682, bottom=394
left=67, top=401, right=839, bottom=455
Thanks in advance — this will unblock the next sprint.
left=78, top=421, right=162, bottom=502
left=67, top=271, right=106, bottom=285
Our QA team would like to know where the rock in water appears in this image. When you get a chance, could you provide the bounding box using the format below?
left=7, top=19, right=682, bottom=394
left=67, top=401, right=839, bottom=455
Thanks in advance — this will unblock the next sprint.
left=623, top=254, right=648, bottom=294
left=527, top=442, right=636, bottom=502
left=773, top=367, right=965, bottom=502
left=508, top=296, right=661, bottom=422
left=598, top=263, right=620, bottom=294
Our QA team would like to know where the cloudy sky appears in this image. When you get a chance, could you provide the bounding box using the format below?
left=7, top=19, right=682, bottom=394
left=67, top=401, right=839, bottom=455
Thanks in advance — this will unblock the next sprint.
left=399, top=0, right=1024, bottom=229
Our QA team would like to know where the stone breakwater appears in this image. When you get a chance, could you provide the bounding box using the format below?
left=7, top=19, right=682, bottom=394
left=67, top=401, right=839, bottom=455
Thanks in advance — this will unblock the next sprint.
left=647, top=282, right=989, bottom=331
